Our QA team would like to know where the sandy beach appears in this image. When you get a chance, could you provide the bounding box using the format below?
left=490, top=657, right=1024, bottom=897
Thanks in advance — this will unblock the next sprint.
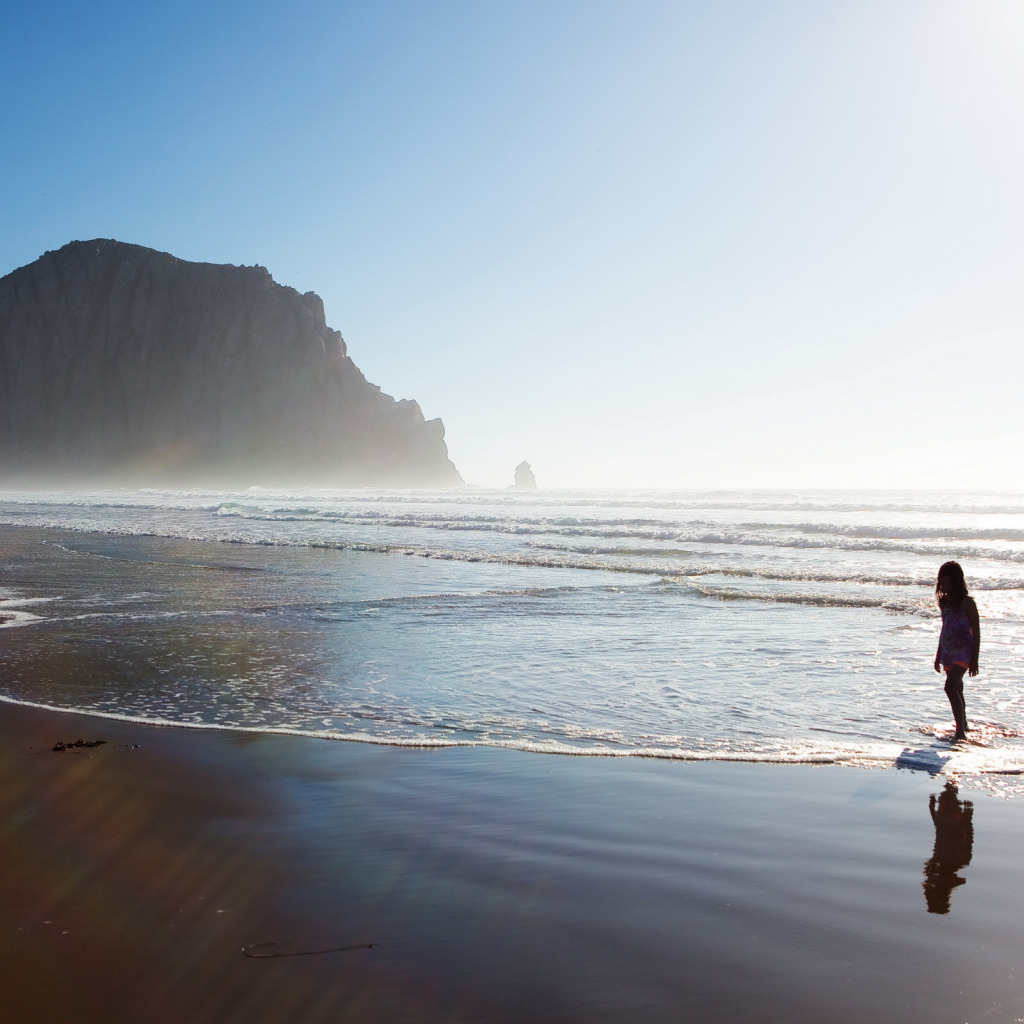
left=2, top=701, right=1023, bottom=1023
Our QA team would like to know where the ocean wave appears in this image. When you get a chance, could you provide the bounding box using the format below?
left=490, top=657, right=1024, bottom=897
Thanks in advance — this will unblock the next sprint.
left=210, top=505, right=1024, bottom=542
left=4, top=485, right=1024, bottom=514
left=0, top=594, right=61, bottom=628
left=256, top=523, right=1024, bottom=566
left=0, top=609, right=47, bottom=628
left=205, top=505, right=1024, bottom=551
left=528, top=546, right=1024, bottom=590
left=6, top=490, right=1024, bottom=564
left=676, top=581, right=932, bottom=614
left=13, top=524, right=1024, bottom=612
left=50, top=541, right=269, bottom=572
left=0, top=496, right=227, bottom=513
left=765, top=521, right=1024, bottom=542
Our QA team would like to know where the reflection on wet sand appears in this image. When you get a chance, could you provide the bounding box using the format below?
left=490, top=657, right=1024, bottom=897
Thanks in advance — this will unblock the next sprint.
left=923, top=782, right=973, bottom=914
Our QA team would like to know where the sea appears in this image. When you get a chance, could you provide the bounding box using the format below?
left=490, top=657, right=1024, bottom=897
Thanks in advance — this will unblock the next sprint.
left=1, top=487, right=1023, bottom=795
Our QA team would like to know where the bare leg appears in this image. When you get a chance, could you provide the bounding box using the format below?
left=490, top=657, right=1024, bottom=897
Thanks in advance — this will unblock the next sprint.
left=944, top=666, right=968, bottom=740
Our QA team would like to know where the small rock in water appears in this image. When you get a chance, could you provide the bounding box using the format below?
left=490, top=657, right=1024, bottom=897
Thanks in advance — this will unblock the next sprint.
left=512, top=461, right=537, bottom=491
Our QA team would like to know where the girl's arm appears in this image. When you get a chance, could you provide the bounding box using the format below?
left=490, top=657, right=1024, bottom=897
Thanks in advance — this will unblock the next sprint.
left=934, top=639, right=942, bottom=673
left=968, top=597, right=981, bottom=676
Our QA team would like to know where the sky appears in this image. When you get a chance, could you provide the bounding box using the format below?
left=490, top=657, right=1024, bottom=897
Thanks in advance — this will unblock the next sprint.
left=2, top=0, right=1023, bottom=490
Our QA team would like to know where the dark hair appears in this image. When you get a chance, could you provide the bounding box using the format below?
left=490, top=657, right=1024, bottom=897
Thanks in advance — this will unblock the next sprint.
left=936, top=561, right=968, bottom=609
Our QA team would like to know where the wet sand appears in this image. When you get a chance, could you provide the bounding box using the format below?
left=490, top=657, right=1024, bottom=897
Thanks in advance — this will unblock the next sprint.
left=3, top=700, right=1024, bottom=1023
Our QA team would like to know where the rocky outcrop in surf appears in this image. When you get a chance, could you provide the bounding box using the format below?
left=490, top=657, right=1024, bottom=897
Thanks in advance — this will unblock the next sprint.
left=0, top=239, right=462, bottom=487
left=512, top=462, right=537, bottom=491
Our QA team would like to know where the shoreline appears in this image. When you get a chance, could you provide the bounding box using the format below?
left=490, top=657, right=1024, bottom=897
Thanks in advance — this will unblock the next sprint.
left=0, top=521, right=1018, bottom=781
left=0, top=691, right=898, bottom=762
left=5, top=700, right=1024, bottom=1023
left=0, top=690, right=1010, bottom=788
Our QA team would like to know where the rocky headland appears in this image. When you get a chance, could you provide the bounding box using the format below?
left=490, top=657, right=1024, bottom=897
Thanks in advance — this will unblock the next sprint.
left=0, top=239, right=462, bottom=487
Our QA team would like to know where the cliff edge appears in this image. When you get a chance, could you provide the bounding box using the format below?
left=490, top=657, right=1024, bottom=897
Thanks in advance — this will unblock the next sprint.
left=0, top=240, right=462, bottom=487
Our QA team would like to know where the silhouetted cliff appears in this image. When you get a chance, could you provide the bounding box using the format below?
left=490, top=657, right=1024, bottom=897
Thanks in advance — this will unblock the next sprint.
left=0, top=240, right=462, bottom=487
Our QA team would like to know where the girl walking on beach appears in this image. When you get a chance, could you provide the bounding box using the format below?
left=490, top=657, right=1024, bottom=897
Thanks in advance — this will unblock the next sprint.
left=934, top=561, right=980, bottom=742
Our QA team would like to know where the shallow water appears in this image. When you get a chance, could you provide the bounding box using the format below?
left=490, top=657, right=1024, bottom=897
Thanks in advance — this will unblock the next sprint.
left=1, top=488, right=1023, bottom=793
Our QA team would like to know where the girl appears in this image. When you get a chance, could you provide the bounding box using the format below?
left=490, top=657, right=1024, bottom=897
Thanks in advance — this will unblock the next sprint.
left=934, top=561, right=980, bottom=742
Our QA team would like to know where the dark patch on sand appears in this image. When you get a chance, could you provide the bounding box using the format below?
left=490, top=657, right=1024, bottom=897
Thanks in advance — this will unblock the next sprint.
left=50, top=739, right=107, bottom=752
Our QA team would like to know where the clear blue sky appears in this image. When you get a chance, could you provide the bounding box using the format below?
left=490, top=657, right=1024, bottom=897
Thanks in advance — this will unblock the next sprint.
left=2, top=0, right=1022, bottom=489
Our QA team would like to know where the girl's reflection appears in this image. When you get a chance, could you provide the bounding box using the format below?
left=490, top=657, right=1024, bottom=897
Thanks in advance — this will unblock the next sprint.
left=923, top=782, right=973, bottom=914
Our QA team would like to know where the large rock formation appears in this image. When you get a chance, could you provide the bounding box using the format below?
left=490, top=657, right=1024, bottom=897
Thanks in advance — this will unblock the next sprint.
left=0, top=239, right=462, bottom=487
left=512, top=461, right=537, bottom=491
